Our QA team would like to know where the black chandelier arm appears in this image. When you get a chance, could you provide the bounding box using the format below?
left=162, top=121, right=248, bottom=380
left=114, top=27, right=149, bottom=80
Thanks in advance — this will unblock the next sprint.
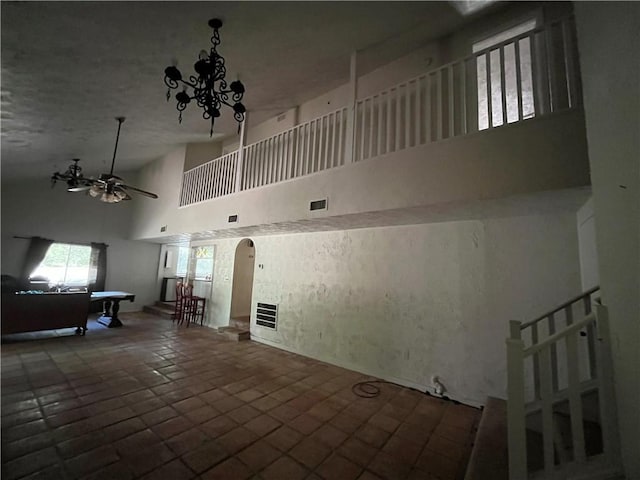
left=164, top=18, right=245, bottom=136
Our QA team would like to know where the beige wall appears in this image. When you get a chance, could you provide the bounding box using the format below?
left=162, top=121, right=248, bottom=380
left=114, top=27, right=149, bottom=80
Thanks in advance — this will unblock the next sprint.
left=575, top=3, right=640, bottom=478
left=184, top=141, right=223, bottom=171
left=202, top=212, right=582, bottom=407
left=131, top=109, right=590, bottom=242
left=0, top=176, right=160, bottom=312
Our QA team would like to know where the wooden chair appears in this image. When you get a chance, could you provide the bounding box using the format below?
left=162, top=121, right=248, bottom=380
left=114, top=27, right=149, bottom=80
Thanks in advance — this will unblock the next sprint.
left=183, top=283, right=206, bottom=327
left=173, top=281, right=185, bottom=324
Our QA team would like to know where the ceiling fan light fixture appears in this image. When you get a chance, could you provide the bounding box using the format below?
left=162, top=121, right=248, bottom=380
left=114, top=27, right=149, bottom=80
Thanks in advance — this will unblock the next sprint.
left=51, top=118, right=158, bottom=203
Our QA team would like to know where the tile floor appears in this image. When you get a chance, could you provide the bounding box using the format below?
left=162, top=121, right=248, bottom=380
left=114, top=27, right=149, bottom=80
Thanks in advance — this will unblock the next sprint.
left=1, top=312, right=481, bottom=480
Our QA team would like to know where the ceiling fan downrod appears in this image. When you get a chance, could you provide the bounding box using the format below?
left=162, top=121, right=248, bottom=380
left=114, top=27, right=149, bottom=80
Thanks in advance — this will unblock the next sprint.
left=109, top=117, right=126, bottom=177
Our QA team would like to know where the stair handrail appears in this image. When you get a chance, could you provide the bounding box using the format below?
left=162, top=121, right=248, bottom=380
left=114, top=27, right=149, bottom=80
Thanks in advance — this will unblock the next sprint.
left=520, top=285, right=600, bottom=331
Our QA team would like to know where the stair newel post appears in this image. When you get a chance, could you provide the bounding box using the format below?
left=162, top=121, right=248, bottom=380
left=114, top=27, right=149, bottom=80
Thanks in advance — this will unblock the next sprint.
left=594, top=301, right=622, bottom=469
left=507, top=320, right=527, bottom=480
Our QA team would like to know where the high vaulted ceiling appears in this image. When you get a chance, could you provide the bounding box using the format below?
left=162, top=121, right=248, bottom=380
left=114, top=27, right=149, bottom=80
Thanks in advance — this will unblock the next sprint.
left=1, top=1, right=495, bottom=182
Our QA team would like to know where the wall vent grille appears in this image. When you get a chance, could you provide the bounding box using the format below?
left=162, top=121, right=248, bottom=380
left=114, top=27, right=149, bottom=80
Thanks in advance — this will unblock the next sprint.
left=256, top=303, right=277, bottom=330
left=228, top=214, right=238, bottom=223
left=310, top=199, right=327, bottom=211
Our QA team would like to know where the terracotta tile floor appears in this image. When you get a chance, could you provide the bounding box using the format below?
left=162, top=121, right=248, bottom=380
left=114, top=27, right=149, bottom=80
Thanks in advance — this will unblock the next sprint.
left=1, top=312, right=480, bottom=480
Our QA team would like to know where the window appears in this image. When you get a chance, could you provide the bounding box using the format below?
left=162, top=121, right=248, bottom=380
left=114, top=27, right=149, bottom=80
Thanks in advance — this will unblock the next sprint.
left=30, top=243, right=92, bottom=287
left=176, top=246, right=189, bottom=278
left=473, top=18, right=538, bottom=130
left=193, top=246, right=214, bottom=281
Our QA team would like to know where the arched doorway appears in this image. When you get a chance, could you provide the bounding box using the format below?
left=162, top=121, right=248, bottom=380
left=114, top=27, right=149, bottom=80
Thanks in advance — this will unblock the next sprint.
left=230, top=239, right=256, bottom=330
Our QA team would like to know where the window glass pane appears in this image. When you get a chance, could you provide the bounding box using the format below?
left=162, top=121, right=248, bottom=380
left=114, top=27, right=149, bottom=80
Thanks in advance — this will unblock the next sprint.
left=195, top=259, right=213, bottom=280
left=31, top=243, right=91, bottom=286
left=176, top=247, right=189, bottom=277
left=474, top=18, right=537, bottom=130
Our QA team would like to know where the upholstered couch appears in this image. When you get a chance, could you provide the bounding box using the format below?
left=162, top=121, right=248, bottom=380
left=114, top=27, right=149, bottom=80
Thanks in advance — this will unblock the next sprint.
left=1, top=291, right=90, bottom=335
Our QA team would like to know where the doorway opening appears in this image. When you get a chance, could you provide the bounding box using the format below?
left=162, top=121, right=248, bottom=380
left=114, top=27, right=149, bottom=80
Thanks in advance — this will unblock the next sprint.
left=230, top=239, right=256, bottom=331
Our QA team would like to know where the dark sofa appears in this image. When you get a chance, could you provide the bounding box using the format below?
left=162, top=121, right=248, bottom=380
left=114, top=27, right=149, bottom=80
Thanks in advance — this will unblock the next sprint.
left=1, top=292, right=91, bottom=335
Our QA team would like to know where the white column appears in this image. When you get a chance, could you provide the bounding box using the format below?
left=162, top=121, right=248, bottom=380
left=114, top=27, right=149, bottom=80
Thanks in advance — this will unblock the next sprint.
left=234, top=113, right=247, bottom=193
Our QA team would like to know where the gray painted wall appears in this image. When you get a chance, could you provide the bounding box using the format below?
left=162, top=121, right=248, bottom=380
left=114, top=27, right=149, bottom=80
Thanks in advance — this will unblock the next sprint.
left=1, top=177, right=160, bottom=313
left=204, top=212, right=582, bottom=407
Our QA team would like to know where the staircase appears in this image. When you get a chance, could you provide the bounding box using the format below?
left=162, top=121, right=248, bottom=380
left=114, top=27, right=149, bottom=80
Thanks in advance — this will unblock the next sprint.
left=143, top=301, right=175, bottom=320
left=217, top=316, right=250, bottom=341
left=506, top=289, right=624, bottom=479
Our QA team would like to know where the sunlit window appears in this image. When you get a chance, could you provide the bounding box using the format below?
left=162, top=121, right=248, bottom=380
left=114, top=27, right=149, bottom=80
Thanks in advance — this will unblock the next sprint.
left=193, top=246, right=214, bottom=281
left=474, top=19, right=538, bottom=130
left=31, top=243, right=92, bottom=287
left=176, top=246, right=189, bottom=278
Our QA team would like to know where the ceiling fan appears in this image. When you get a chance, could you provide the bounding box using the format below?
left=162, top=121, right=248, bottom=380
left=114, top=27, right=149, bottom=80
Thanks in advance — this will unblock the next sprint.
left=65, top=117, right=158, bottom=203
left=51, top=158, right=92, bottom=190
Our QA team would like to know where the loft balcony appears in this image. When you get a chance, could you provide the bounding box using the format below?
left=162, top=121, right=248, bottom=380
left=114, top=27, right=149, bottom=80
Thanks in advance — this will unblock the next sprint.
left=133, top=16, right=590, bottom=242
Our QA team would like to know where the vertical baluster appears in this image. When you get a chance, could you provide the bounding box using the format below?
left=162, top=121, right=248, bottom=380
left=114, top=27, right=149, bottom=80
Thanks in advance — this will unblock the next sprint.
left=292, top=127, right=299, bottom=178
left=252, top=145, right=259, bottom=189
left=530, top=31, right=541, bottom=117
left=426, top=74, right=432, bottom=142
left=302, top=123, right=309, bottom=175
left=499, top=46, right=508, bottom=125
left=545, top=24, right=557, bottom=112
left=539, top=345, right=555, bottom=476
left=315, top=119, right=323, bottom=172
left=514, top=39, right=524, bottom=121
left=334, top=113, right=341, bottom=167
left=221, top=158, right=228, bottom=196
left=265, top=137, right=271, bottom=185
left=562, top=19, right=576, bottom=109
left=278, top=133, right=285, bottom=181
left=331, top=112, right=338, bottom=168
left=370, top=98, right=377, bottom=158
left=460, top=63, right=467, bottom=135
left=448, top=65, right=455, bottom=137
left=322, top=116, right=328, bottom=171
left=269, top=137, right=275, bottom=184
left=437, top=72, right=443, bottom=139
left=386, top=90, right=393, bottom=152
left=226, top=156, right=232, bottom=195
left=242, top=147, right=249, bottom=190
left=207, top=162, right=215, bottom=200
left=321, top=115, right=328, bottom=170
left=567, top=329, right=587, bottom=463
left=218, top=158, right=223, bottom=197
left=248, top=146, right=255, bottom=189
left=406, top=83, right=412, bottom=148
left=415, top=77, right=422, bottom=145
left=548, top=313, right=559, bottom=392
left=531, top=323, right=541, bottom=399
left=486, top=53, right=493, bottom=128
left=287, top=130, right=293, bottom=179
left=215, top=160, right=221, bottom=198
left=583, top=295, right=597, bottom=379
left=359, top=100, right=366, bottom=161
left=257, top=141, right=264, bottom=187
left=378, top=93, right=385, bottom=154
left=395, top=86, right=402, bottom=150
left=182, top=172, right=188, bottom=205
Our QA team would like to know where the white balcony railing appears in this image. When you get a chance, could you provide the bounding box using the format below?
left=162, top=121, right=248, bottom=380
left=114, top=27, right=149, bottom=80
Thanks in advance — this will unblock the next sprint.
left=179, top=16, right=581, bottom=207
left=507, top=289, right=621, bottom=479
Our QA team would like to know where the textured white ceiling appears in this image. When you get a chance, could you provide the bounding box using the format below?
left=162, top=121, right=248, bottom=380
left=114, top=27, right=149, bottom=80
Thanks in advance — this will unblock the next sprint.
left=0, top=1, right=484, bottom=182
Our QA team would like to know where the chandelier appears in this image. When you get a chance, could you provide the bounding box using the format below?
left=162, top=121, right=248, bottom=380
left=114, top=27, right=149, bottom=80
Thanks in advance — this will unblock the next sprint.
left=164, top=18, right=246, bottom=137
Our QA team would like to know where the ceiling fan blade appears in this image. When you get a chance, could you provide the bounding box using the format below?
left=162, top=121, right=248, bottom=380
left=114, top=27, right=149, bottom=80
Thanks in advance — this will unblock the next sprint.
left=68, top=186, right=93, bottom=192
left=120, top=184, right=159, bottom=199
